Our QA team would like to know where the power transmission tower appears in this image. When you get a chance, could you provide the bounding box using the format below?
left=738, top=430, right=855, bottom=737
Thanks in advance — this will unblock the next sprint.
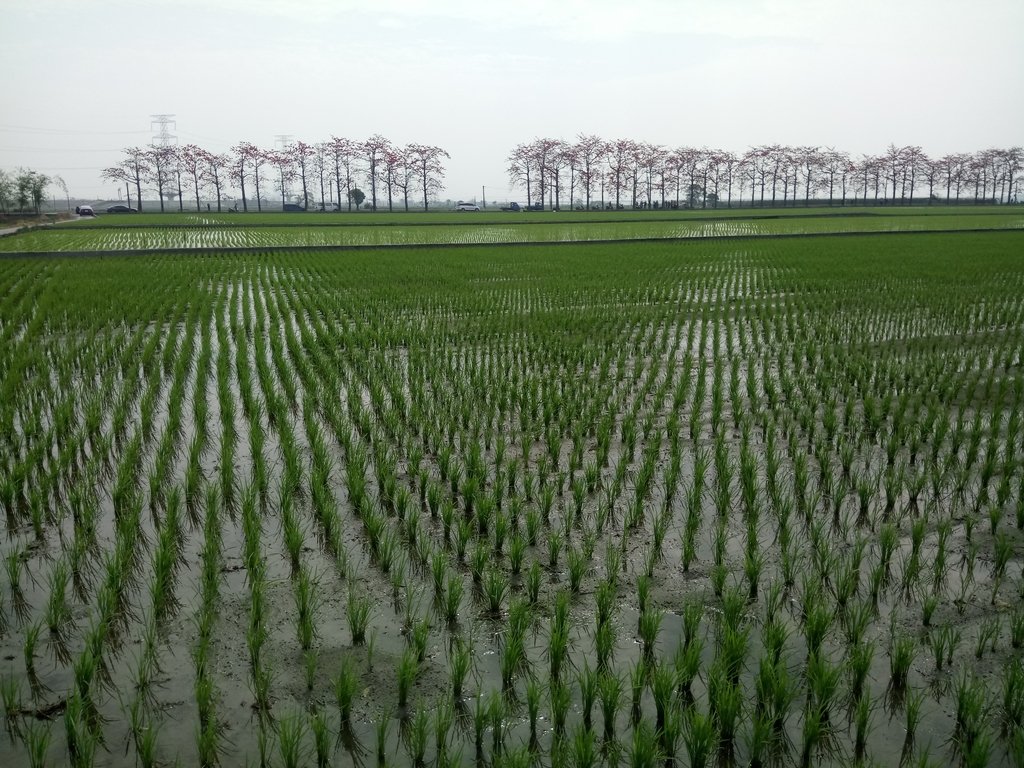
left=150, top=114, right=177, bottom=146
left=274, top=135, right=293, bottom=150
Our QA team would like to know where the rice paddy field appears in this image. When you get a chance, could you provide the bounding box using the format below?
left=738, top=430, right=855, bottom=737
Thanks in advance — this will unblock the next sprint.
left=2, top=208, right=1022, bottom=253
left=1, top=208, right=1023, bottom=767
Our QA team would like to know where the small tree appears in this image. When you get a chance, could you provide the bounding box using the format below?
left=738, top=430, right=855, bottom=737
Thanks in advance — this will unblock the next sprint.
left=53, top=175, right=70, bottom=211
left=28, top=171, right=49, bottom=213
left=0, top=170, right=14, bottom=213
left=15, top=170, right=32, bottom=212
left=348, top=187, right=365, bottom=208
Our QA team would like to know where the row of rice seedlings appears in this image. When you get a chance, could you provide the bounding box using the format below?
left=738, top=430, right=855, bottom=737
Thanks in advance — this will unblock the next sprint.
left=185, top=306, right=213, bottom=515
left=192, top=483, right=224, bottom=767
left=214, top=288, right=237, bottom=513
left=241, top=481, right=273, bottom=717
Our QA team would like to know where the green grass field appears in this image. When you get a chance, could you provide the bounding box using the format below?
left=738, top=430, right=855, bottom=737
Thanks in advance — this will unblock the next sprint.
left=1, top=214, right=1023, bottom=766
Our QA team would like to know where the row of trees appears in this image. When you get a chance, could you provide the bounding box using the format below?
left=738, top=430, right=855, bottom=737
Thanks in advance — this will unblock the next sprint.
left=507, top=139, right=1023, bottom=210
left=101, top=137, right=450, bottom=213
left=0, top=168, right=61, bottom=215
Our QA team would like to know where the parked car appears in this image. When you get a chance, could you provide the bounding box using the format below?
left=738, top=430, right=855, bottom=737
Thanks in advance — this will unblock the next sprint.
left=500, top=202, right=521, bottom=212
left=106, top=205, right=137, bottom=214
left=78, top=205, right=95, bottom=217
left=316, top=202, right=340, bottom=212
left=455, top=201, right=480, bottom=212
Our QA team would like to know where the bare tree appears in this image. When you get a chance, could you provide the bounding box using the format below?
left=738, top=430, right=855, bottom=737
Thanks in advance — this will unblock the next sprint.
left=406, top=144, right=449, bottom=211
left=361, top=135, right=392, bottom=212
left=314, top=142, right=330, bottom=210
left=901, top=146, right=926, bottom=203
left=380, top=145, right=402, bottom=212
left=1001, top=147, right=1022, bottom=203
left=231, top=142, right=264, bottom=212
left=718, top=151, right=737, bottom=208
left=541, top=139, right=569, bottom=210
left=573, top=134, right=606, bottom=210
left=762, top=145, right=790, bottom=207
left=506, top=142, right=536, bottom=207
left=205, top=151, right=229, bottom=212
left=287, top=141, right=315, bottom=211
left=740, top=147, right=769, bottom=206
left=146, top=144, right=178, bottom=212
left=796, top=146, right=820, bottom=206
left=605, top=139, right=636, bottom=210
left=180, top=144, right=208, bottom=212
left=102, top=147, right=149, bottom=211
left=636, top=143, right=664, bottom=208
left=266, top=150, right=295, bottom=211
left=528, top=138, right=564, bottom=209
left=172, top=148, right=185, bottom=212
left=919, top=156, right=941, bottom=204
left=328, top=136, right=360, bottom=211
left=882, top=144, right=909, bottom=204
left=561, top=143, right=580, bottom=209
left=818, top=148, right=848, bottom=206
left=936, top=153, right=966, bottom=202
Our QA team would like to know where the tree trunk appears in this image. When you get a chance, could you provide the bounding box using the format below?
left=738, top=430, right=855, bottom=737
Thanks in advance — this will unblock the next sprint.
left=370, top=161, right=377, bottom=211
left=422, top=160, right=429, bottom=211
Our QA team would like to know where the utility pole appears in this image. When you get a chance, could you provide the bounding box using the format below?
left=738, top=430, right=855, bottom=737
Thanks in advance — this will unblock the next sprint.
left=482, top=186, right=486, bottom=209
left=150, top=114, right=177, bottom=146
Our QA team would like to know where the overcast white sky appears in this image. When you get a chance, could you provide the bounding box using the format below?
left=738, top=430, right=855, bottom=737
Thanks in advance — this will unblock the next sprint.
left=2, top=0, right=1021, bottom=202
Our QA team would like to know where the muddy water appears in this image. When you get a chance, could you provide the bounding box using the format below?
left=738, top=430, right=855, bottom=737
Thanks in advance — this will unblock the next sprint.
left=3, top=246, right=1023, bottom=768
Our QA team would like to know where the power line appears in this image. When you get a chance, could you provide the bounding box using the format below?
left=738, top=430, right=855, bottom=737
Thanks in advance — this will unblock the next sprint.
left=0, top=124, right=150, bottom=136
left=0, top=147, right=124, bottom=153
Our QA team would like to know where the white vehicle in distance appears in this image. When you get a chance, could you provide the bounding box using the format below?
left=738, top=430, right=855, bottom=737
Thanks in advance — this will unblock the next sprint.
left=455, top=201, right=480, bottom=211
